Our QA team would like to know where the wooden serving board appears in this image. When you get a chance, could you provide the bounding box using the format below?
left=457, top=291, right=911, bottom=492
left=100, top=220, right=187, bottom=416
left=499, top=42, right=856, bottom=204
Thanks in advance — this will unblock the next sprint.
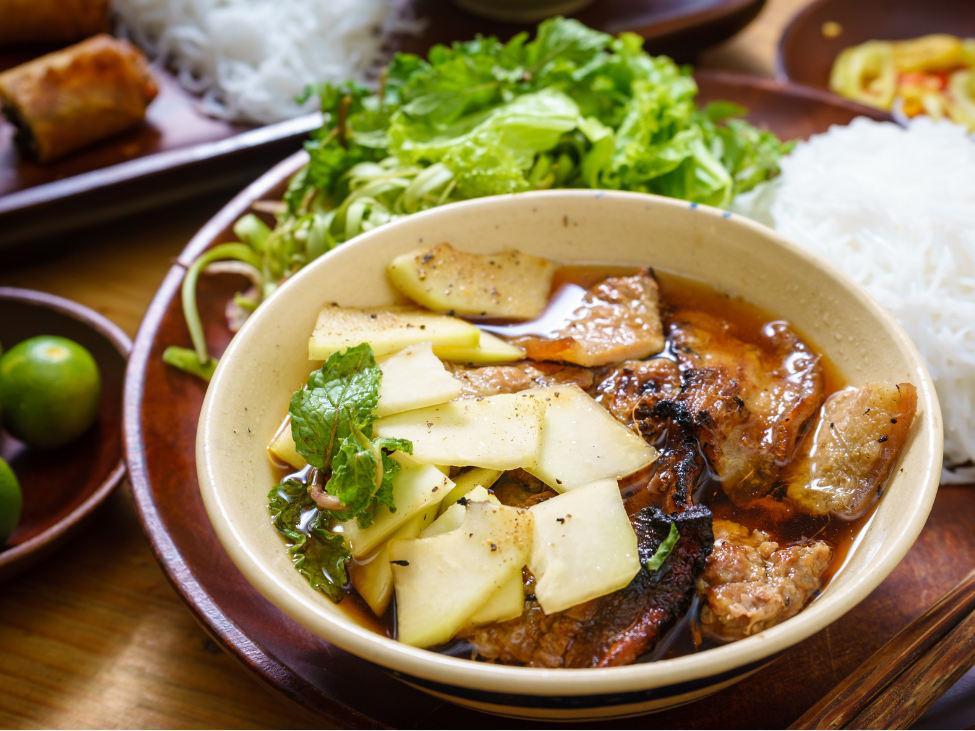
left=123, top=72, right=971, bottom=727
left=0, top=46, right=317, bottom=250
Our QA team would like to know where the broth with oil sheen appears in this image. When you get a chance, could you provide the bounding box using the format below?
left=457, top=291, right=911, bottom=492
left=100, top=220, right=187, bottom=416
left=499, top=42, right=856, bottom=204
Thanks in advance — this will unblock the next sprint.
left=271, top=264, right=875, bottom=660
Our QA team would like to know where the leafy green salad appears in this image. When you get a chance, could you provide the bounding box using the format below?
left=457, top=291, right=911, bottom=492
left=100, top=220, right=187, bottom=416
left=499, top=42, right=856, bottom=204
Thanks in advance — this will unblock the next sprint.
left=165, top=17, right=793, bottom=379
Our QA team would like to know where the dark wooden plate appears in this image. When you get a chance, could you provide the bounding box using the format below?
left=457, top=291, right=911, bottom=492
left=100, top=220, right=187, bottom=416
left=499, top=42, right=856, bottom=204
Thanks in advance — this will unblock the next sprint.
left=394, top=0, right=767, bottom=62
left=694, top=69, right=892, bottom=136
left=122, top=71, right=952, bottom=728
left=0, top=0, right=765, bottom=252
left=776, top=0, right=975, bottom=88
left=0, top=288, right=130, bottom=584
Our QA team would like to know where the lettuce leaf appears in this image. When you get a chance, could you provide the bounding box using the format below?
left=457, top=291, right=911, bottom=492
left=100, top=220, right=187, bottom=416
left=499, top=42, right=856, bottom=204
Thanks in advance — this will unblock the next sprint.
left=391, top=88, right=584, bottom=198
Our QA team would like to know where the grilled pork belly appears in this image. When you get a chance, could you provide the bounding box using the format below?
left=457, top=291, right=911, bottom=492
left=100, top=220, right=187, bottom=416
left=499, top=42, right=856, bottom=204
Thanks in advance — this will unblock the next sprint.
left=511, top=269, right=665, bottom=368
left=593, top=358, right=682, bottom=430
left=627, top=426, right=704, bottom=516
left=786, top=382, right=917, bottom=519
left=447, top=362, right=594, bottom=400
left=664, top=310, right=824, bottom=505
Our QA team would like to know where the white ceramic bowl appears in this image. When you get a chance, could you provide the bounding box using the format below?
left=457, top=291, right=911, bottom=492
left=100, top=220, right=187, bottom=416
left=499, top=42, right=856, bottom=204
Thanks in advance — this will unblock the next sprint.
left=197, top=189, right=942, bottom=721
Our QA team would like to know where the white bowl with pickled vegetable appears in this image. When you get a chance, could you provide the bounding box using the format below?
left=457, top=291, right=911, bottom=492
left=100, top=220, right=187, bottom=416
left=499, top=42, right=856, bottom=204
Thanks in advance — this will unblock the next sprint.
left=197, top=189, right=942, bottom=720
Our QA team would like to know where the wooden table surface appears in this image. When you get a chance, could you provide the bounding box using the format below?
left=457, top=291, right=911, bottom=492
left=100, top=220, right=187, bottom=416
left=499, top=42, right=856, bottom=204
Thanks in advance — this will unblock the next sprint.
left=0, top=1, right=914, bottom=728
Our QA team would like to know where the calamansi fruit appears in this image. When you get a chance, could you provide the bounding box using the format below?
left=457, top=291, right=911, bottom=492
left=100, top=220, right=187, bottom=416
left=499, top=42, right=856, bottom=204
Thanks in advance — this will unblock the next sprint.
left=0, top=336, right=101, bottom=449
left=0, top=457, right=21, bottom=545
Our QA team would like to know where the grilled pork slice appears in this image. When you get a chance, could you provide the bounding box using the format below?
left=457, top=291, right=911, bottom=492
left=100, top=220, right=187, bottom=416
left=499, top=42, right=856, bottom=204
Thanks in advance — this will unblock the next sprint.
left=626, top=426, right=704, bottom=516
left=461, top=504, right=713, bottom=668
left=447, top=362, right=593, bottom=400
left=618, top=360, right=707, bottom=515
left=698, top=520, right=832, bottom=641
left=786, top=382, right=918, bottom=520
left=511, top=269, right=665, bottom=368
left=665, top=311, right=824, bottom=505
left=593, top=358, right=682, bottom=430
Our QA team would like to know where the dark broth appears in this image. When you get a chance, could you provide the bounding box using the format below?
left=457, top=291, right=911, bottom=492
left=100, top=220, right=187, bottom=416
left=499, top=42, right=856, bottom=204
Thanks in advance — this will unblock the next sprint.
left=273, top=264, right=878, bottom=660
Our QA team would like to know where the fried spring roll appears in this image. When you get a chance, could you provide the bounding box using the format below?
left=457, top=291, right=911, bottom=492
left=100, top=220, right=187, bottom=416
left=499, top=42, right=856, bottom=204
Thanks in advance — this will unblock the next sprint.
left=0, top=0, right=110, bottom=46
left=0, top=34, right=158, bottom=162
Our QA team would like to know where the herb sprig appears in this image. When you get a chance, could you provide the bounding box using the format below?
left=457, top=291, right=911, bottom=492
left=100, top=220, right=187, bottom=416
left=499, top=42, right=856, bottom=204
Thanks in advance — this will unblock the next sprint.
left=269, top=344, right=411, bottom=601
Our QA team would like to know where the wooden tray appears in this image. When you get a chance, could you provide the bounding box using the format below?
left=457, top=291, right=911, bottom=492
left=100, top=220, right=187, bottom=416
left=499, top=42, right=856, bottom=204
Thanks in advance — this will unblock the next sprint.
left=0, top=49, right=319, bottom=250
left=0, top=288, right=130, bottom=584
left=123, top=73, right=966, bottom=728
left=0, top=0, right=764, bottom=251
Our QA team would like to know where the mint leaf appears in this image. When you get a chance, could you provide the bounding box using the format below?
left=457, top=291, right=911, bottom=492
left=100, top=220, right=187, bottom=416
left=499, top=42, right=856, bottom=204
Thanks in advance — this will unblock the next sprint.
left=646, top=523, right=679, bottom=572
left=290, top=343, right=380, bottom=469
left=375, top=437, right=412, bottom=511
left=279, top=343, right=414, bottom=599
left=268, top=479, right=350, bottom=602
left=375, top=450, right=406, bottom=511
left=325, top=431, right=413, bottom=529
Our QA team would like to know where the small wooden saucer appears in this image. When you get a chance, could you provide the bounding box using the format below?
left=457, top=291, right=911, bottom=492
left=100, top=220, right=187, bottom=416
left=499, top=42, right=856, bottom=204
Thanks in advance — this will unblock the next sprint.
left=0, top=288, right=131, bottom=583
left=777, top=0, right=975, bottom=88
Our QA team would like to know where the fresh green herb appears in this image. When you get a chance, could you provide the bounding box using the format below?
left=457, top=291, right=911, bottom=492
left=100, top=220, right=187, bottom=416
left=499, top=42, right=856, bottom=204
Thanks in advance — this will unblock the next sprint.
left=268, top=479, right=350, bottom=602
left=269, top=343, right=413, bottom=601
left=327, top=431, right=412, bottom=526
left=290, top=343, right=412, bottom=528
left=166, top=17, right=793, bottom=380
left=290, top=343, right=413, bottom=528
left=646, top=523, right=679, bottom=572
left=290, top=343, right=381, bottom=471
left=168, top=241, right=263, bottom=382
left=289, top=18, right=791, bottom=232
left=162, top=346, right=217, bottom=381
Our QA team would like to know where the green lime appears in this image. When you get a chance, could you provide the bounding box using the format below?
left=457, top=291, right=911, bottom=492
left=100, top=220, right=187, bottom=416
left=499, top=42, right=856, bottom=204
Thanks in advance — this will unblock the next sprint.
left=0, top=457, right=21, bottom=545
left=0, top=336, right=101, bottom=449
